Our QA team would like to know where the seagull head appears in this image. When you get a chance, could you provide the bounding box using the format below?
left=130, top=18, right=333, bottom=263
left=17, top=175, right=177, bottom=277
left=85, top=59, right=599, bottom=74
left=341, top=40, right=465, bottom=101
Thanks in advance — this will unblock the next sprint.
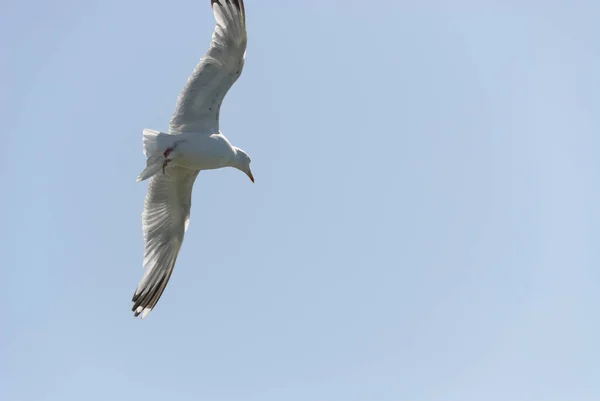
left=232, top=147, right=254, bottom=183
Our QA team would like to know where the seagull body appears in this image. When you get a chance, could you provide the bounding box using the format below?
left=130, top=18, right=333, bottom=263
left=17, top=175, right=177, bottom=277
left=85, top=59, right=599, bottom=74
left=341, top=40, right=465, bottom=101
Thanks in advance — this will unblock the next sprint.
left=132, top=0, right=253, bottom=319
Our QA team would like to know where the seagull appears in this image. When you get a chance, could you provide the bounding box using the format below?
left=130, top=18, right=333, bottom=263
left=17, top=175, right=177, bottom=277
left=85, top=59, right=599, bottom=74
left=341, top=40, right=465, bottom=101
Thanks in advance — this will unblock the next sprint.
left=132, top=0, right=252, bottom=319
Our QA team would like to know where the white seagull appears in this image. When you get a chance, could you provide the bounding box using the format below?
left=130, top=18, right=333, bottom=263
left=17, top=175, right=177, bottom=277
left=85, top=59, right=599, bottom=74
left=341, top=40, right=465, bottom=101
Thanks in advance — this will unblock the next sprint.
left=132, top=0, right=253, bottom=319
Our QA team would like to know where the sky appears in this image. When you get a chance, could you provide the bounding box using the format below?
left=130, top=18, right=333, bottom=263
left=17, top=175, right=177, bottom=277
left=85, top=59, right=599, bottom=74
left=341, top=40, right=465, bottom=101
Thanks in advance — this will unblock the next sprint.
left=2, top=1, right=599, bottom=400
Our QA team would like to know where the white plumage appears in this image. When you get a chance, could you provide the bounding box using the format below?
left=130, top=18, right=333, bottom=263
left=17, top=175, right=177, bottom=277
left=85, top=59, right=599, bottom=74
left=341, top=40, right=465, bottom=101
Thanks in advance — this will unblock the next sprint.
left=132, top=0, right=254, bottom=319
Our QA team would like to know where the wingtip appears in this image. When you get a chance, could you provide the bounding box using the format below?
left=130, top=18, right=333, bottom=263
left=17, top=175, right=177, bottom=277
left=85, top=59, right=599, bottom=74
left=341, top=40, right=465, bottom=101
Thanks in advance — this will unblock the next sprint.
left=133, top=305, right=152, bottom=319
left=211, top=0, right=244, bottom=12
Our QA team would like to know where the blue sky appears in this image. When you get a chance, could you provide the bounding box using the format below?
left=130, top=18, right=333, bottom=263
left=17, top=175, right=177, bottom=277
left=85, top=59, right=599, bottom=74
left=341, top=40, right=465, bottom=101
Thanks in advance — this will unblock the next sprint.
left=3, top=1, right=599, bottom=400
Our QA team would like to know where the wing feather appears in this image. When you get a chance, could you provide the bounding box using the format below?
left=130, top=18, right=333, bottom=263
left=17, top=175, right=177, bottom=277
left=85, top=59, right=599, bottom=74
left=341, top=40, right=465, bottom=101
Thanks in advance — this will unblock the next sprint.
left=169, top=0, right=247, bottom=134
left=132, top=167, right=200, bottom=318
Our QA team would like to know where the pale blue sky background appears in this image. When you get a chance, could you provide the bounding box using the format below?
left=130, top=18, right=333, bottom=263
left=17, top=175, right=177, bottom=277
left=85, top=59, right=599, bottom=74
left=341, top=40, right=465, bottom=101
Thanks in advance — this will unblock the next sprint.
left=3, top=1, right=599, bottom=400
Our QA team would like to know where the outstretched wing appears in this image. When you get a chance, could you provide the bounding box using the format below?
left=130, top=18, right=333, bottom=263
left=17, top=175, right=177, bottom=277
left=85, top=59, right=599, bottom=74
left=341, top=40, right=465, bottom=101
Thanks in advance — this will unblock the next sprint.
left=169, top=0, right=247, bottom=135
left=132, top=167, right=200, bottom=318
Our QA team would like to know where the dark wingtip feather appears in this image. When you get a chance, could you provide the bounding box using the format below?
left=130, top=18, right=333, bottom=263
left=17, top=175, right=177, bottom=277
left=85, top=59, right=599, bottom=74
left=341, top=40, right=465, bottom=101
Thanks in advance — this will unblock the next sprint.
left=233, top=0, right=244, bottom=12
left=131, top=264, right=176, bottom=318
left=211, top=0, right=244, bottom=12
left=131, top=275, right=164, bottom=317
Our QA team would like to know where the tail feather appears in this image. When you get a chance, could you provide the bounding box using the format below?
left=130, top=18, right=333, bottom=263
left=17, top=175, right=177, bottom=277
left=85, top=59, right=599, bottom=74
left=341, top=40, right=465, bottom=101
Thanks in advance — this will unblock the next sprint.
left=137, top=154, right=163, bottom=182
left=142, top=129, right=167, bottom=157
left=137, top=129, right=172, bottom=182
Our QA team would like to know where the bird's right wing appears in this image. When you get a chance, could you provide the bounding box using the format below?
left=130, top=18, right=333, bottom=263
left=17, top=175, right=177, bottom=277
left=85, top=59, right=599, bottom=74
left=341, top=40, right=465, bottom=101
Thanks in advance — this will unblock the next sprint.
left=132, top=167, right=200, bottom=318
left=168, top=0, right=247, bottom=135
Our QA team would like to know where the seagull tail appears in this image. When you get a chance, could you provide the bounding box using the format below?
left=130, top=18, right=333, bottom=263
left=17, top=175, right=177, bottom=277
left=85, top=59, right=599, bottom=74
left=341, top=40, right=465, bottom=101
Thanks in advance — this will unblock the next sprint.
left=137, top=129, right=172, bottom=182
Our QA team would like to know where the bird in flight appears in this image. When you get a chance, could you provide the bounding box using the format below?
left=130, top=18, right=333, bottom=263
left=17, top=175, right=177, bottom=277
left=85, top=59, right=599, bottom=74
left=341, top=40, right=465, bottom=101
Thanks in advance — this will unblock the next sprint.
left=132, top=0, right=252, bottom=319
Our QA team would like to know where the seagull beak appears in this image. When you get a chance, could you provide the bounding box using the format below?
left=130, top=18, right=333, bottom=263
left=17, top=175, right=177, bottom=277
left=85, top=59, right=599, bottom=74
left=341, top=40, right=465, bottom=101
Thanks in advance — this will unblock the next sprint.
left=247, top=170, right=254, bottom=183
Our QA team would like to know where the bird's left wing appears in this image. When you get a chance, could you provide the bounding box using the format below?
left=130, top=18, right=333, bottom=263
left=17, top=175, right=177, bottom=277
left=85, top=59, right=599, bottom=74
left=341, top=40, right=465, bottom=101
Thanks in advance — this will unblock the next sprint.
left=169, top=0, right=247, bottom=135
left=132, top=167, right=200, bottom=318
